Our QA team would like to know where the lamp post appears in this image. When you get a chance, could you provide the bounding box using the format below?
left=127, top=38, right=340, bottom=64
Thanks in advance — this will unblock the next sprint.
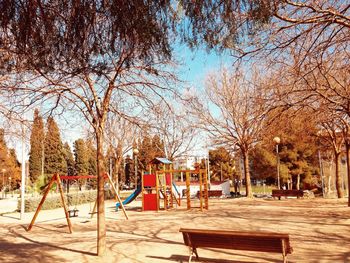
left=1, top=169, right=5, bottom=198
left=273, top=136, right=281, bottom=189
left=133, top=148, right=139, bottom=189
left=8, top=176, right=11, bottom=197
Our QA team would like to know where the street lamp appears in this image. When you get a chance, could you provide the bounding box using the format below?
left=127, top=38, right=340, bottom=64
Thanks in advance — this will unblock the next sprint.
left=273, top=136, right=281, bottom=190
left=1, top=169, right=5, bottom=198
left=133, top=148, right=139, bottom=189
left=8, top=176, right=11, bottom=196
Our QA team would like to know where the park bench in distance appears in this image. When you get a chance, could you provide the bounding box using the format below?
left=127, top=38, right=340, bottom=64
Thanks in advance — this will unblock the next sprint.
left=272, top=189, right=304, bottom=200
left=179, top=228, right=293, bottom=263
left=196, top=190, right=222, bottom=198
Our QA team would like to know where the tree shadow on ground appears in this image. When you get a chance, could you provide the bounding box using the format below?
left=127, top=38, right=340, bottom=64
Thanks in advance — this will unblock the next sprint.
left=8, top=226, right=96, bottom=257
left=30, top=224, right=72, bottom=234
left=108, top=223, right=287, bottom=263
left=0, top=212, right=19, bottom=220
left=0, top=238, right=64, bottom=263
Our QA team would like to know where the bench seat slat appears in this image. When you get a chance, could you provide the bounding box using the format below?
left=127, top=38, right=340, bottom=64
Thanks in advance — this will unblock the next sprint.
left=189, top=234, right=286, bottom=253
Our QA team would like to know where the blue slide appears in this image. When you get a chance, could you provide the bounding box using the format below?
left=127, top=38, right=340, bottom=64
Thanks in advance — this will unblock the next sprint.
left=116, top=185, right=142, bottom=209
left=172, top=182, right=180, bottom=197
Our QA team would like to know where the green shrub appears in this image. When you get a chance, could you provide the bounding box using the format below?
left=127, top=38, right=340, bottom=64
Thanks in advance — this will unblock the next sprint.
left=18, top=190, right=115, bottom=212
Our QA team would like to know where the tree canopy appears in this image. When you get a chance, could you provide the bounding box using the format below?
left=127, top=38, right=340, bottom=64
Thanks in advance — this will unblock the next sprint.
left=0, top=0, right=282, bottom=73
left=0, top=1, right=174, bottom=72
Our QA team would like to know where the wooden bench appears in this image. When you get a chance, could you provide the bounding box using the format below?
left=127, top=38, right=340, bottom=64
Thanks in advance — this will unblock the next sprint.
left=196, top=190, right=222, bottom=198
left=272, top=189, right=304, bottom=200
left=179, top=228, right=293, bottom=263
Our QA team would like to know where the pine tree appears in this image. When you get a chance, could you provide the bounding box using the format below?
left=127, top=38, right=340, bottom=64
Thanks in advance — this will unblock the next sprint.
left=63, top=142, right=75, bottom=175
left=74, top=139, right=88, bottom=175
left=44, top=117, right=66, bottom=175
left=250, top=145, right=276, bottom=181
left=209, top=147, right=235, bottom=181
left=0, top=129, right=8, bottom=190
left=28, top=109, right=45, bottom=183
left=0, top=129, right=21, bottom=190
left=138, top=134, right=153, bottom=171
left=124, top=155, right=133, bottom=187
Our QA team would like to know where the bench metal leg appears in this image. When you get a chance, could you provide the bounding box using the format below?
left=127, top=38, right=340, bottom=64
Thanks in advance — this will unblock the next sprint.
left=281, top=239, right=288, bottom=263
left=188, top=247, right=199, bottom=262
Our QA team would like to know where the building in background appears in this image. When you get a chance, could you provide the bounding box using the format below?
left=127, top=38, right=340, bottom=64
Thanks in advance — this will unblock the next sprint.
left=173, top=155, right=207, bottom=170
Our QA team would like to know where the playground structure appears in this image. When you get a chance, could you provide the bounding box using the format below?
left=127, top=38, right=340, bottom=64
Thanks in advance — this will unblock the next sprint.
left=27, top=173, right=128, bottom=233
left=140, top=158, right=209, bottom=212
left=141, top=158, right=175, bottom=211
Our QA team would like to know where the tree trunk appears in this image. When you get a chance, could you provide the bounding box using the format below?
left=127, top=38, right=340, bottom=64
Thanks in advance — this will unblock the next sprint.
left=346, top=141, right=350, bottom=206
left=296, top=174, right=300, bottom=190
left=334, top=153, right=344, bottom=198
left=96, top=128, right=106, bottom=256
left=242, top=150, right=252, bottom=198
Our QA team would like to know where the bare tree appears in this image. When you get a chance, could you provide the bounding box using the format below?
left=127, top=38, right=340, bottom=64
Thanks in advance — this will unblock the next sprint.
left=104, top=115, right=140, bottom=188
left=339, top=116, right=350, bottom=205
left=1, top=48, right=178, bottom=254
left=188, top=68, right=272, bottom=197
left=149, top=102, right=198, bottom=161
left=318, top=112, right=345, bottom=198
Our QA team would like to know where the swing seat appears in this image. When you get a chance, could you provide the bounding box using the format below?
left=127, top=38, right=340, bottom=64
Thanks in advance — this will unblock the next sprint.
left=68, top=209, right=79, bottom=218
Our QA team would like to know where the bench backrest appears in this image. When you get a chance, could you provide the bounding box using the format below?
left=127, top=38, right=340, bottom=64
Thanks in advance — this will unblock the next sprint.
left=272, top=189, right=303, bottom=196
left=179, top=228, right=292, bottom=254
left=197, top=190, right=222, bottom=197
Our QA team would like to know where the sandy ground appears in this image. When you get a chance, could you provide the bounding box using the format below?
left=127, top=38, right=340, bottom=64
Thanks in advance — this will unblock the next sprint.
left=0, top=196, right=349, bottom=263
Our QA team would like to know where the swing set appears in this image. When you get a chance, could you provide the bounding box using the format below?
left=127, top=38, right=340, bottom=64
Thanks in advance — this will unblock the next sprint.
left=27, top=173, right=128, bottom=233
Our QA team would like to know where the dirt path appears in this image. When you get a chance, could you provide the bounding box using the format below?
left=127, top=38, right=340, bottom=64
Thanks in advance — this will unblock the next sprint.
left=0, top=198, right=349, bottom=263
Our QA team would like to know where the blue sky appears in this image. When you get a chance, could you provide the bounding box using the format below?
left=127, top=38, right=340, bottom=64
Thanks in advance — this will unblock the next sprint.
left=9, top=45, right=232, bottom=161
left=175, top=44, right=231, bottom=90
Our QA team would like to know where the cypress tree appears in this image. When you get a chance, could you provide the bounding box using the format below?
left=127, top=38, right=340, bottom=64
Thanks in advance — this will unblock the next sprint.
left=63, top=142, right=75, bottom=176
left=139, top=134, right=152, bottom=171
left=29, top=109, right=45, bottom=183
left=86, top=140, right=97, bottom=176
left=44, top=117, right=66, bottom=175
left=124, top=155, right=133, bottom=187
left=74, top=139, right=88, bottom=175
left=105, top=146, right=115, bottom=175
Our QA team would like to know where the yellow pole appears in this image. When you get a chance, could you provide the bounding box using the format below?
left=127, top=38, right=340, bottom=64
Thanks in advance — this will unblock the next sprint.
left=186, top=171, right=190, bottom=210
left=56, top=174, right=73, bottom=233
left=142, top=170, right=145, bottom=211
left=27, top=174, right=58, bottom=231
left=105, top=173, right=128, bottom=220
left=169, top=170, right=173, bottom=208
left=199, top=171, right=203, bottom=212
left=156, top=172, right=159, bottom=211
left=203, top=169, right=209, bottom=210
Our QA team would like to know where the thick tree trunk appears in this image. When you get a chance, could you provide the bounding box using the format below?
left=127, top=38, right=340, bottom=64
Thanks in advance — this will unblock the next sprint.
left=334, top=153, right=344, bottom=198
left=96, top=128, right=106, bottom=256
left=242, top=150, right=252, bottom=198
left=346, top=142, right=350, bottom=206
